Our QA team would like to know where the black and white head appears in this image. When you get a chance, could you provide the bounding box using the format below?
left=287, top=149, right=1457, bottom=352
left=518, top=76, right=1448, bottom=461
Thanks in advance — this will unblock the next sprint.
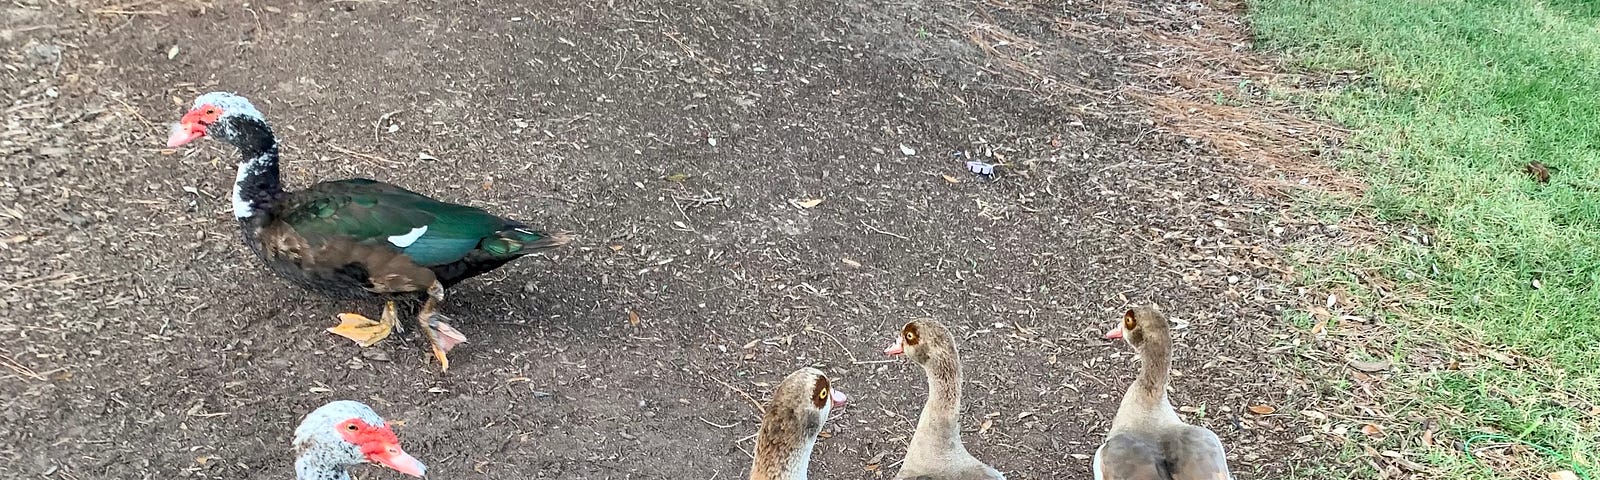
left=293, top=400, right=426, bottom=479
left=166, top=91, right=269, bottom=148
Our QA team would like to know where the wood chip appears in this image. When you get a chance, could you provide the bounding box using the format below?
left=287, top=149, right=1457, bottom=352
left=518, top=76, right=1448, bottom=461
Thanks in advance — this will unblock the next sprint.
left=1347, top=358, right=1391, bottom=372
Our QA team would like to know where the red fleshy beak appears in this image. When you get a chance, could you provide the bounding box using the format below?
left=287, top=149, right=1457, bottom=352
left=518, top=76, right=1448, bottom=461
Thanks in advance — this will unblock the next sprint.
left=1104, top=325, right=1124, bottom=340
left=166, top=110, right=208, bottom=147
left=830, top=388, right=848, bottom=409
left=369, top=444, right=427, bottom=477
left=884, top=339, right=904, bottom=356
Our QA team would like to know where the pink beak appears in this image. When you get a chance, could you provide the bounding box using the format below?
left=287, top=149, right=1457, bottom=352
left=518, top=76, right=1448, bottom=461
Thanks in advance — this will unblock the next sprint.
left=1104, top=325, right=1124, bottom=340
left=166, top=121, right=206, bottom=148
left=830, top=389, right=848, bottom=409
left=371, top=447, right=427, bottom=477
left=884, top=339, right=904, bottom=356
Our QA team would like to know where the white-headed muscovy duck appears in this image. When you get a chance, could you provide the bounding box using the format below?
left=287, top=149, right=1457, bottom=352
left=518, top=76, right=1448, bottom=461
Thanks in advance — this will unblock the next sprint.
left=167, top=92, right=572, bottom=371
left=294, top=400, right=426, bottom=479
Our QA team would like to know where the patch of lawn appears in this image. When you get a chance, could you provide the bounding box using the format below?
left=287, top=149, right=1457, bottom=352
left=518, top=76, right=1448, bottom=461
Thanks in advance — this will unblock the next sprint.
left=1247, top=0, right=1600, bottom=477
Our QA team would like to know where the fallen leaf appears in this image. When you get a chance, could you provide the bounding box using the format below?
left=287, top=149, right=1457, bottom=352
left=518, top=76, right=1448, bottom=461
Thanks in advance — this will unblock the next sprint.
left=899, top=144, right=916, bottom=156
left=1525, top=161, right=1551, bottom=184
left=1310, top=318, right=1328, bottom=336
left=309, top=386, right=332, bottom=394
left=417, top=152, right=438, bottom=161
left=942, top=174, right=960, bottom=183
left=841, top=258, right=861, bottom=268
left=1178, top=405, right=1202, bottom=413
left=1347, top=358, right=1391, bottom=373
left=979, top=419, right=993, bottom=434
left=1247, top=405, right=1276, bottom=415
left=665, top=173, right=690, bottom=182
left=793, top=198, right=823, bottom=209
left=167, top=45, right=180, bottom=60
left=1360, top=423, right=1383, bottom=437
left=1300, top=410, right=1328, bottom=421
left=1293, top=434, right=1315, bottom=443
left=627, top=310, right=641, bottom=327
left=1549, top=471, right=1579, bottom=480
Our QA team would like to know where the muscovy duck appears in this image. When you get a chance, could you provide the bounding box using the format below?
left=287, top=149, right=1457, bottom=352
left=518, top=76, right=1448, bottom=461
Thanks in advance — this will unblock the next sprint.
left=167, top=92, right=572, bottom=371
left=295, top=400, right=426, bottom=479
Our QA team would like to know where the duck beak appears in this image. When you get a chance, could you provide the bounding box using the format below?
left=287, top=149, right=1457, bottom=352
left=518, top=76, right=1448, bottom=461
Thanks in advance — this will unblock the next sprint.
left=371, top=447, right=427, bottom=477
left=166, top=119, right=206, bottom=147
left=1104, top=325, right=1124, bottom=340
left=830, top=388, right=848, bottom=409
left=883, top=339, right=903, bottom=356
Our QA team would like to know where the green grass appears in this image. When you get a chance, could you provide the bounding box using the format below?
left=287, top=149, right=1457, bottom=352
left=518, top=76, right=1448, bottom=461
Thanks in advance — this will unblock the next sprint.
left=1247, top=0, right=1600, bottom=477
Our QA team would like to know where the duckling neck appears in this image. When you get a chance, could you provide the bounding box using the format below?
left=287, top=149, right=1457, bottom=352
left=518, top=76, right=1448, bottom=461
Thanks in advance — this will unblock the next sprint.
left=751, top=423, right=815, bottom=480
left=294, top=455, right=352, bottom=480
left=909, top=353, right=968, bottom=457
left=1112, top=335, right=1179, bottom=430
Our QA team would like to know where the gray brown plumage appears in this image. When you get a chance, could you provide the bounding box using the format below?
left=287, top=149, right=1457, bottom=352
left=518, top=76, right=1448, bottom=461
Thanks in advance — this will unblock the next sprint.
left=750, top=368, right=847, bottom=480
left=884, top=320, right=1005, bottom=480
left=1094, top=306, right=1232, bottom=480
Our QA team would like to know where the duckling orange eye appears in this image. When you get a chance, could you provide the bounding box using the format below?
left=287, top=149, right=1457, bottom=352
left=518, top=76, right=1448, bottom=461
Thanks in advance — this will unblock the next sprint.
left=1123, top=310, right=1137, bottom=331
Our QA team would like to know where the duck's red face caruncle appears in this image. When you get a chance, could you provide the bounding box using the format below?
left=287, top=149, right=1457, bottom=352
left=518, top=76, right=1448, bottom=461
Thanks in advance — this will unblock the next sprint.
left=167, top=103, right=223, bottom=147
left=334, top=418, right=427, bottom=477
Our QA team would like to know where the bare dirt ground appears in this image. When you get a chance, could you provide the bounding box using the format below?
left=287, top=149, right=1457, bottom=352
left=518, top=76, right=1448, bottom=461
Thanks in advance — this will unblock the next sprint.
left=2, top=1, right=1341, bottom=478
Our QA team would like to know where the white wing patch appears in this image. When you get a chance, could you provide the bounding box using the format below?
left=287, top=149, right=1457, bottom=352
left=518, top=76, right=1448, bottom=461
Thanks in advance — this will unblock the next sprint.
left=387, top=226, right=429, bottom=248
